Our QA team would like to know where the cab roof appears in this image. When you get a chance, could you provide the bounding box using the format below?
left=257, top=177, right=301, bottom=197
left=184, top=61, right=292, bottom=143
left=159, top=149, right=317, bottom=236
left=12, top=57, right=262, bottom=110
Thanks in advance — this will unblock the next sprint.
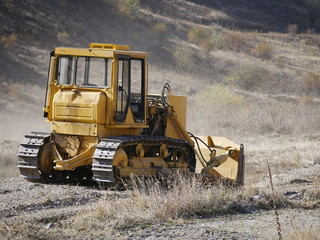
left=54, top=43, right=148, bottom=58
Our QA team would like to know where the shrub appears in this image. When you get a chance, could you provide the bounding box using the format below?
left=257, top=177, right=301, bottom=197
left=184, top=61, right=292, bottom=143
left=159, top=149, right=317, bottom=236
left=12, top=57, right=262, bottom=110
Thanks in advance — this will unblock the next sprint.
left=172, top=46, right=194, bottom=71
left=275, top=56, right=286, bottom=68
left=225, top=64, right=272, bottom=91
left=187, top=27, right=208, bottom=43
left=152, top=22, right=168, bottom=37
left=117, top=0, right=141, bottom=16
left=209, top=26, right=225, bottom=50
left=302, top=72, right=320, bottom=96
left=223, top=32, right=247, bottom=52
left=287, top=24, right=298, bottom=35
left=56, top=31, right=69, bottom=42
left=200, top=38, right=215, bottom=53
left=0, top=33, right=18, bottom=47
left=252, top=42, right=273, bottom=60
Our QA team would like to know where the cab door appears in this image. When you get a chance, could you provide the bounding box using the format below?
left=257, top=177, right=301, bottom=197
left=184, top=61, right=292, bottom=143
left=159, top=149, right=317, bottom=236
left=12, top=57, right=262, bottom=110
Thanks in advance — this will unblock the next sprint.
left=116, top=56, right=145, bottom=123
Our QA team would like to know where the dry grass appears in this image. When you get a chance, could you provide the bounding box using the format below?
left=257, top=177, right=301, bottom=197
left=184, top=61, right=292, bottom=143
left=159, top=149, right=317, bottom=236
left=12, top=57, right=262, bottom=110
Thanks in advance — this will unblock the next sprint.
left=172, top=45, right=195, bottom=71
left=252, top=42, right=273, bottom=60
left=301, top=72, right=320, bottom=96
left=0, top=140, right=20, bottom=178
left=225, top=64, right=273, bottom=91
left=188, top=87, right=320, bottom=137
left=85, top=173, right=249, bottom=228
left=194, top=84, right=244, bottom=107
left=285, top=227, right=320, bottom=240
left=223, top=32, right=249, bottom=52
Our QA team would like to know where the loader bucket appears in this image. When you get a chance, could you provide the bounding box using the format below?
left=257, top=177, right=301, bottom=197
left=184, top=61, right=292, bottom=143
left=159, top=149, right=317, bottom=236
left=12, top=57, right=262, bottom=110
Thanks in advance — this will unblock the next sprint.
left=194, top=136, right=245, bottom=185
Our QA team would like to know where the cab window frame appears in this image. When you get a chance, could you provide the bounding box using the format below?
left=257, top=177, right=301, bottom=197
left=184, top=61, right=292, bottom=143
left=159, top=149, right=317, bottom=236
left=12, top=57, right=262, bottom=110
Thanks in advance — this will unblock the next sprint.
left=56, top=55, right=111, bottom=88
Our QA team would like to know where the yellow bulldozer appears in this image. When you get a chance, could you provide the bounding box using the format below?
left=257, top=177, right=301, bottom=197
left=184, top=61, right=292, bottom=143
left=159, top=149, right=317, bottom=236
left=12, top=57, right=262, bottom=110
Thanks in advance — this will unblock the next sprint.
left=17, top=43, right=244, bottom=187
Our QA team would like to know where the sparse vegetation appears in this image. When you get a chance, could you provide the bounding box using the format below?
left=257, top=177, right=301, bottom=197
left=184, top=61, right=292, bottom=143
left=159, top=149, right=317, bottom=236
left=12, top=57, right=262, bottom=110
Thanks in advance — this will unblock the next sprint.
left=172, top=45, right=194, bottom=71
left=223, top=32, right=248, bottom=52
left=225, top=64, right=272, bottom=91
left=117, top=0, right=141, bottom=16
left=187, top=27, right=209, bottom=43
left=152, top=22, right=168, bottom=37
left=194, top=84, right=244, bottom=107
left=0, top=33, right=18, bottom=47
left=252, top=42, right=273, bottom=60
left=301, top=72, right=320, bottom=96
left=88, top=174, right=248, bottom=227
left=56, top=31, right=69, bottom=43
left=287, top=24, right=298, bottom=35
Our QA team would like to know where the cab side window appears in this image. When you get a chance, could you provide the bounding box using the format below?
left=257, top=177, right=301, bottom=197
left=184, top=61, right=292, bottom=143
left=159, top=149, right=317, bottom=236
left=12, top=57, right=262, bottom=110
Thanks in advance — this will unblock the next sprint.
left=130, top=59, right=144, bottom=122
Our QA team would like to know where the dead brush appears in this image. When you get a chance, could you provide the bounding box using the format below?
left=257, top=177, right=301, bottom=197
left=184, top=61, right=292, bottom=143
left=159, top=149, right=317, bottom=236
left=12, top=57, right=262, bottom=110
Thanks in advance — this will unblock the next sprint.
left=89, top=171, right=250, bottom=229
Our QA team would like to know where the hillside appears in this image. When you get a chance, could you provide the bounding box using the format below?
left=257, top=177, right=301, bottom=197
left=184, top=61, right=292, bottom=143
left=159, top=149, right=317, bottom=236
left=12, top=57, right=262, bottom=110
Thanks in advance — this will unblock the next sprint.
left=1, top=0, right=320, bottom=138
left=0, top=1, right=320, bottom=239
left=1, top=0, right=320, bottom=86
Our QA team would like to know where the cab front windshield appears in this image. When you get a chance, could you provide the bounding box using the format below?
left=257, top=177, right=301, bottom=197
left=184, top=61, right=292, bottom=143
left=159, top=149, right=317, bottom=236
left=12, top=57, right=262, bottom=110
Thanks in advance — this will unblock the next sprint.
left=56, top=56, right=111, bottom=87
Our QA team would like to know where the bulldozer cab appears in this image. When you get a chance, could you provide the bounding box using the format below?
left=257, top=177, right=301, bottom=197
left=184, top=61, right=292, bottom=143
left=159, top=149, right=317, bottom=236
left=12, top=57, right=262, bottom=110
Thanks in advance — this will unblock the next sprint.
left=44, top=43, right=148, bottom=137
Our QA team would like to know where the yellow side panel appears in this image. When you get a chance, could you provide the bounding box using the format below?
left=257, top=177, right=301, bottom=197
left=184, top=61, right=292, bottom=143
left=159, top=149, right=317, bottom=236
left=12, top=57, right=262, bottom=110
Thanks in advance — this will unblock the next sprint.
left=52, top=91, right=106, bottom=124
left=165, top=95, right=186, bottom=140
left=52, top=121, right=98, bottom=136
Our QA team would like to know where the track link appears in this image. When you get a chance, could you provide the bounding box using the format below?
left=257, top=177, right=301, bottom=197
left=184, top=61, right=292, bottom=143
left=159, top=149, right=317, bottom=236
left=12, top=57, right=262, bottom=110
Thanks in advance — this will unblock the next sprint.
left=92, top=139, right=122, bottom=184
left=17, top=132, right=50, bottom=182
left=92, top=135, right=196, bottom=187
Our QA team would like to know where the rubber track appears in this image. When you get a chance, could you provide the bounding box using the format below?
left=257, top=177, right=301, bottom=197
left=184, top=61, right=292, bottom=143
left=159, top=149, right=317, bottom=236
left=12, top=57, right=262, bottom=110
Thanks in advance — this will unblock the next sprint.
left=92, top=135, right=195, bottom=184
left=17, top=132, right=50, bottom=181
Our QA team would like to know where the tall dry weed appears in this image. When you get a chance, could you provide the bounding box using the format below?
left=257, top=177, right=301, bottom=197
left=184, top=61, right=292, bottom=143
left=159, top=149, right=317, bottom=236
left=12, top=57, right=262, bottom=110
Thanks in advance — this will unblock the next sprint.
left=88, top=173, right=249, bottom=228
